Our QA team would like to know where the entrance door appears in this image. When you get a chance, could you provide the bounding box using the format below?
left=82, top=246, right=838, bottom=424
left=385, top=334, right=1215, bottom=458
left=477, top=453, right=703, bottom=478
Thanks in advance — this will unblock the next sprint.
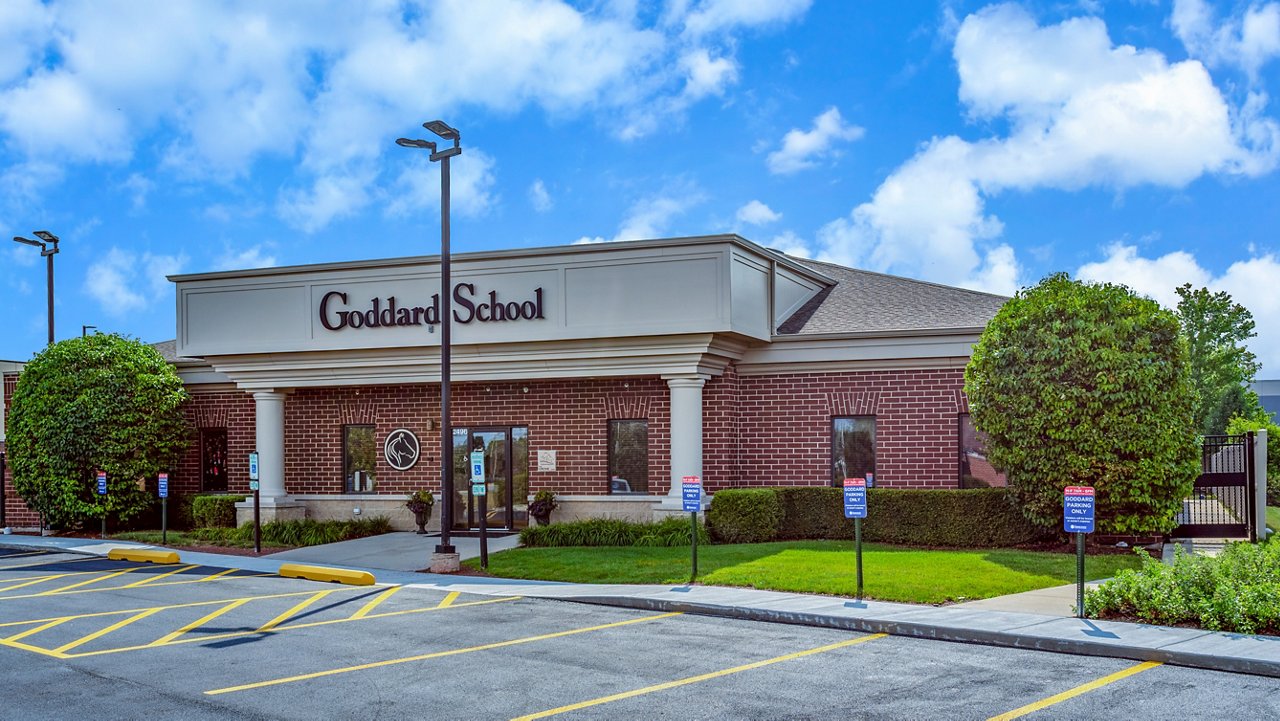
left=450, top=426, right=529, bottom=532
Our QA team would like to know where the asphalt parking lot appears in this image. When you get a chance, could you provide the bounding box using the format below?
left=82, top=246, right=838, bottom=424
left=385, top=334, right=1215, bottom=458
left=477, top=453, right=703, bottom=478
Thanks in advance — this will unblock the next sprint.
left=2, top=547, right=1278, bottom=720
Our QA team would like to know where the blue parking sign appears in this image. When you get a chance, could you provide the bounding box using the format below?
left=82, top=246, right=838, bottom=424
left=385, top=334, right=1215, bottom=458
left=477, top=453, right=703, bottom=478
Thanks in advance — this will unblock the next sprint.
left=843, top=478, right=867, bottom=519
left=158, top=472, right=169, bottom=499
left=1064, top=486, right=1095, bottom=533
left=682, top=476, right=702, bottom=512
left=96, top=470, right=107, bottom=495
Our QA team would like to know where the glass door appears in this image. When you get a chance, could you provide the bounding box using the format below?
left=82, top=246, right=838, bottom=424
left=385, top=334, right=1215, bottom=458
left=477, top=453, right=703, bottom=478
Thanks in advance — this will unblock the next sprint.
left=450, top=426, right=528, bottom=532
left=469, top=428, right=510, bottom=530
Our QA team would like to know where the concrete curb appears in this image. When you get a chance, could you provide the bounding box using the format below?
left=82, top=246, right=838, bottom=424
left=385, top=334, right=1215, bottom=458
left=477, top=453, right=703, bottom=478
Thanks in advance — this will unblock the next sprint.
left=554, top=594, right=1280, bottom=679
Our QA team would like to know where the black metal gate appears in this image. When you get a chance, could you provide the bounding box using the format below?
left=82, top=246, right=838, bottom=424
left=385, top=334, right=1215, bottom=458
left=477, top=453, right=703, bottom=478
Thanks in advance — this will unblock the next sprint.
left=1171, top=433, right=1255, bottom=539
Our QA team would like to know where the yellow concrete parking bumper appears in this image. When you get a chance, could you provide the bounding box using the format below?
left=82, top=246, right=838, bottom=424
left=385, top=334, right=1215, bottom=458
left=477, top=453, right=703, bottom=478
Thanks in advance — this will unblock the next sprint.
left=107, top=548, right=181, bottom=565
left=278, top=563, right=375, bottom=586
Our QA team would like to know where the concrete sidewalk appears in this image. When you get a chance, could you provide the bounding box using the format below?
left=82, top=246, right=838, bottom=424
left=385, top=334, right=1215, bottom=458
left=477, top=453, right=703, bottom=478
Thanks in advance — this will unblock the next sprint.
left=5, top=533, right=1279, bottom=680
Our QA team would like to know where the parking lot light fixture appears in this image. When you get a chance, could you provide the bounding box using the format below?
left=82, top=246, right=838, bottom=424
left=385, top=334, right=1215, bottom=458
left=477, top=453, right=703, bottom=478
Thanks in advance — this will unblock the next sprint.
left=13, top=230, right=60, bottom=345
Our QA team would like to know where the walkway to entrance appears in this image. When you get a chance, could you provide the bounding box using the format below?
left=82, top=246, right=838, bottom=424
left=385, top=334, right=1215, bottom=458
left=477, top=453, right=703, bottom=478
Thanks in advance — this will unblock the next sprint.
left=269, top=532, right=522, bottom=572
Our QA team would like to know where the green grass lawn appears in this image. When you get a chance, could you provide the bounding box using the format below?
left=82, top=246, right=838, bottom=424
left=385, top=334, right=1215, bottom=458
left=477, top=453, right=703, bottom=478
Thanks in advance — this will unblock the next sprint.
left=466, top=541, right=1146, bottom=604
left=1267, top=506, right=1280, bottom=536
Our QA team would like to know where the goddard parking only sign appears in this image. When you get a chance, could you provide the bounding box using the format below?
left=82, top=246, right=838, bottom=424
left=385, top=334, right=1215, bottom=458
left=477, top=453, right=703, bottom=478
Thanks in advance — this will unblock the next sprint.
left=1063, top=486, right=1095, bottom=534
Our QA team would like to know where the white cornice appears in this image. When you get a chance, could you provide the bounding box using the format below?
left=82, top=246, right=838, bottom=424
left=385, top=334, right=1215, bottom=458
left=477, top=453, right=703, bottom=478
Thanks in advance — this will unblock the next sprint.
left=737, top=331, right=980, bottom=376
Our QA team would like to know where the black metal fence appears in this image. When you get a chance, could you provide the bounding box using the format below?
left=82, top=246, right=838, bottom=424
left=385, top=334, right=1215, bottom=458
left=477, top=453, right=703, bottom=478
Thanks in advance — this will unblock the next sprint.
left=1170, top=433, right=1256, bottom=539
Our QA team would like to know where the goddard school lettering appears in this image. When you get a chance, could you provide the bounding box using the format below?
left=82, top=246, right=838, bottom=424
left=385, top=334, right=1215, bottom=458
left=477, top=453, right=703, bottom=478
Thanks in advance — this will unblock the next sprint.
left=319, top=286, right=545, bottom=331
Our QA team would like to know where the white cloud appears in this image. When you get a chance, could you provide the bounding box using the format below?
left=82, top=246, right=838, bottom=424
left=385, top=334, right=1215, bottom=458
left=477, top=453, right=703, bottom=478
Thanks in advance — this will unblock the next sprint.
left=1076, top=243, right=1280, bottom=372
left=735, top=199, right=781, bottom=226
left=215, top=244, right=277, bottom=271
left=384, top=148, right=498, bottom=222
left=680, top=0, right=813, bottom=37
left=766, top=230, right=811, bottom=258
left=529, top=179, right=553, bottom=213
left=0, top=1, right=812, bottom=232
left=121, top=173, right=153, bottom=212
left=1173, top=0, right=1280, bottom=80
left=84, top=247, right=187, bottom=316
left=808, top=4, right=1278, bottom=295
left=574, top=180, right=705, bottom=244
left=766, top=107, right=864, bottom=175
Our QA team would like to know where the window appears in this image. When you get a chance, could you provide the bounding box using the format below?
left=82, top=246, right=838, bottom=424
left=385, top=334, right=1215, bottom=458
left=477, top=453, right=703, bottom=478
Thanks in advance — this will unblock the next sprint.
left=200, top=428, right=227, bottom=492
left=832, top=416, right=875, bottom=486
left=958, top=414, right=1006, bottom=488
left=608, top=420, right=648, bottom=494
left=343, top=425, right=376, bottom=493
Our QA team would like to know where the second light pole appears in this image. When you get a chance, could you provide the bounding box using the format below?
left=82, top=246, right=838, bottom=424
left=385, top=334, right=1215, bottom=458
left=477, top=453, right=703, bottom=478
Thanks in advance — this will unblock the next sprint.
left=12, top=230, right=60, bottom=345
left=397, top=120, right=461, bottom=565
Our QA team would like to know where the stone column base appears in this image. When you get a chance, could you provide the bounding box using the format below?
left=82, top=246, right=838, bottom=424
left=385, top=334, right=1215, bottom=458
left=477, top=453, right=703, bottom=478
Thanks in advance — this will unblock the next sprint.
left=235, top=499, right=307, bottom=526
left=429, top=552, right=461, bottom=573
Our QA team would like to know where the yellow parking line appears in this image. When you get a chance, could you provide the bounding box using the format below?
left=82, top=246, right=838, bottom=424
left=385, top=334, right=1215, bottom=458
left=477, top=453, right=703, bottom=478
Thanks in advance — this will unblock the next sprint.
left=436, top=591, right=460, bottom=609
left=0, top=569, right=274, bottom=602
left=0, top=588, right=353, bottom=630
left=0, top=573, right=86, bottom=593
left=987, top=661, right=1163, bottom=721
left=67, top=595, right=520, bottom=659
left=257, top=590, right=339, bottom=632
left=4, top=617, right=72, bottom=643
left=512, top=633, right=887, bottom=721
left=149, top=599, right=254, bottom=646
left=350, top=586, right=403, bottom=620
left=123, top=564, right=200, bottom=588
left=34, top=567, right=142, bottom=595
left=0, top=556, right=101, bottom=571
left=0, top=568, right=106, bottom=585
left=198, top=568, right=238, bottom=582
left=205, top=611, right=683, bottom=696
left=52, top=608, right=165, bottom=654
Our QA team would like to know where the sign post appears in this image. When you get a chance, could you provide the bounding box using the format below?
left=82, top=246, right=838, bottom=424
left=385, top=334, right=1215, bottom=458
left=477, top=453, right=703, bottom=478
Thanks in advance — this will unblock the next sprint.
left=96, top=470, right=108, bottom=538
left=1064, top=486, right=1096, bottom=619
left=158, top=472, right=169, bottom=544
left=249, top=452, right=261, bottom=554
left=471, top=450, right=488, bottom=569
left=682, top=476, right=702, bottom=583
left=843, top=477, right=868, bottom=600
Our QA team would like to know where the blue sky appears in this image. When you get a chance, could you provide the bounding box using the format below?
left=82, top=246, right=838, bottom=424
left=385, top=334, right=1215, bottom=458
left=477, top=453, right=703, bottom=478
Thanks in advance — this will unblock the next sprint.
left=3, top=0, right=1280, bottom=372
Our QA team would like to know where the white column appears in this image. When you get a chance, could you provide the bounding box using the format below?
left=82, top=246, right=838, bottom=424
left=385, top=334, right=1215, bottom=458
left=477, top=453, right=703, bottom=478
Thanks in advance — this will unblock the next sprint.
left=666, top=376, right=706, bottom=498
left=253, top=391, right=288, bottom=500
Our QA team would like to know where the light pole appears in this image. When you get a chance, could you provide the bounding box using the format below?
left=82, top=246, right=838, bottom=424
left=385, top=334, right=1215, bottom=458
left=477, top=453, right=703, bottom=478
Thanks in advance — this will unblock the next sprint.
left=397, top=120, right=462, bottom=562
left=82, top=325, right=96, bottom=337
left=13, top=230, right=60, bottom=346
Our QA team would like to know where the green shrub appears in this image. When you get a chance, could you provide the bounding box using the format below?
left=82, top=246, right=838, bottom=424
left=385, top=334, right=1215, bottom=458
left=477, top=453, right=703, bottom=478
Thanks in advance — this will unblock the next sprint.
left=179, top=516, right=392, bottom=547
left=706, top=489, right=782, bottom=543
left=709, top=487, right=1045, bottom=547
left=1086, top=542, right=1280, bottom=635
left=520, top=517, right=708, bottom=548
left=191, top=495, right=245, bottom=528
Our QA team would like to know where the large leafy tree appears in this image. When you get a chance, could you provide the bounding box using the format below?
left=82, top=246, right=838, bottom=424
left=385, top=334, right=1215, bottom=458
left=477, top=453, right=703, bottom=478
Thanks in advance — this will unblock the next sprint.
left=6, top=334, right=190, bottom=527
left=1174, top=284, right=1263, bottom=435
left=965, top=273, right=1198, bottom=533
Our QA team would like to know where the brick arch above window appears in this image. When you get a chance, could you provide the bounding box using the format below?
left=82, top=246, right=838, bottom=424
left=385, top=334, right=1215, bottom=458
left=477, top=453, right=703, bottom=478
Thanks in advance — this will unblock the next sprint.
left=604, top=394, right=652, bottom=420
left=339, top=398, right=377, bottom=425
left=827, top=391, right=880, bottom=416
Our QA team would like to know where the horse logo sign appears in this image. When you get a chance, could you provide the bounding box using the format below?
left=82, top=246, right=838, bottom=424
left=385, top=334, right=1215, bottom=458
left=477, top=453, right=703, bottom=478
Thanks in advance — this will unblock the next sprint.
left=383, top=428, right=421, bottom=471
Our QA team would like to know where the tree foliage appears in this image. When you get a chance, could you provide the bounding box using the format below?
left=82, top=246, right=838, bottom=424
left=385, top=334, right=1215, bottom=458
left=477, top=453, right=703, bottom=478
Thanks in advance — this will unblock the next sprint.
left=1174, top=284, right=1262, bottom=435
left=965, top=273, right=1199, bottom=533
left=6, top=334, right=190, bottom=527
left=1225, top=415, right=1280, bottom=506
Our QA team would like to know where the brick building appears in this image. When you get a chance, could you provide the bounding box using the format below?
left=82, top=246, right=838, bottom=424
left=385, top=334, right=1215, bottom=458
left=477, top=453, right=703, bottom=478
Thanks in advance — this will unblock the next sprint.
left=1, top=235, right=1006, bottom=532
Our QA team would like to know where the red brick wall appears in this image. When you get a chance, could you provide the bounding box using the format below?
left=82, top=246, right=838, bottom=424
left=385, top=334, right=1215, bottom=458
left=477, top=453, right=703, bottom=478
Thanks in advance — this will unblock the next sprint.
left=178, top=390, right=257, bottom=496
left=3, top=373, right=38, bottom=527
left=737, top=368, right=966, bottom=489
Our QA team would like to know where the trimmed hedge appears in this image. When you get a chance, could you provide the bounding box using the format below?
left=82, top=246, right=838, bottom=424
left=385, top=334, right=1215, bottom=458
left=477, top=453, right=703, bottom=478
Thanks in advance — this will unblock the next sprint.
left=191, top=495, right=245, bottom=529
left=705, top=489, right=782, bottom=543
left=707, top=487, right=1046, bottom=547
left=520, top=517, right=710, bottom=548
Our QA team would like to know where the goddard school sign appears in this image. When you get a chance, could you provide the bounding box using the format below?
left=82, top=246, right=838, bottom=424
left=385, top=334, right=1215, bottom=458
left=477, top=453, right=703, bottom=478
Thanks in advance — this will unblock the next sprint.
left=320, top=284, right=546, bottom=331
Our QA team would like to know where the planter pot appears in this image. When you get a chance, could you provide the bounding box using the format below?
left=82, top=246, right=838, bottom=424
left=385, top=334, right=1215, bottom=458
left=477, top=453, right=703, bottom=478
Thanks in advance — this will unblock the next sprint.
left=532, top=513, right=551, bottom=526
left=413, top=510, right=432, bottom=534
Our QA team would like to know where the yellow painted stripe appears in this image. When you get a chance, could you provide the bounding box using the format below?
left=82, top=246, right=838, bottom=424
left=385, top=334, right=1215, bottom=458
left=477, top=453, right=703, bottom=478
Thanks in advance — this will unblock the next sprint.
left=0, top=569, right=272, bottom=602
left=436, top=591, right=460, bottom=609
left=0, top=568, right=102, bottom=584
left=123, top=564, right=199, bottom=588
left=67, top=596, right=520, bottom=659
left=198, top=568, right=238, bottom=582
left=0, top=556, right=101, bottom=571
left=149, top=599, right=253, bottom=646
left=350, top=586, right=403, bottom=620
left=35, top=567, right=142, bottom=595
left=512, top=633, right=887, bottom=721
left=52, top=608, right=164, bottom=654
left=0, top=637, right=68, bottom=658
left=4, top=617, right=72, bottom=643
left=206, top=611, right=682, bottom=696
left=257, top=590, right=338, bottom=632
left=0, top=573, right=83, bottom=593
left=0, top=588, right=354, bottom=629
left=987, top=661, right=1163, bottom=721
